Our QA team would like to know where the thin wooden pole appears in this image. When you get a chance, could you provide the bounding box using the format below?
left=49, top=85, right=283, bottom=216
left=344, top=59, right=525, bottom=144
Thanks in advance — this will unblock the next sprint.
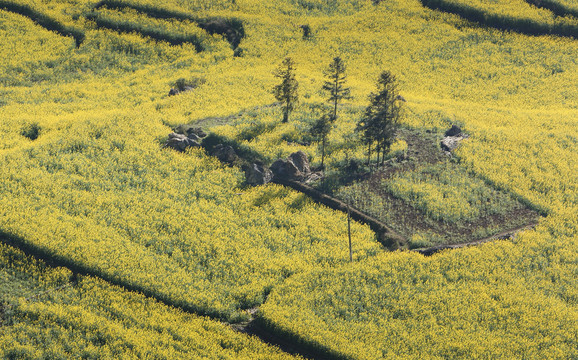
left=347, top=205, right=352, bottom=262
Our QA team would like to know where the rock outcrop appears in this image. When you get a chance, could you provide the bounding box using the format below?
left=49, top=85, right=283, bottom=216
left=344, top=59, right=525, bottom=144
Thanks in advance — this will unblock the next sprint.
left=211, top=144, right=238, bottom=164
left=270, top=151, right=321, bottom=183
left=245, top=162, right=273, bottom=186
left=441, top=125, right=469, bottom=153
left=165, top=132, right=201, bottom=152
left=173, top=124, right=207, bottom=139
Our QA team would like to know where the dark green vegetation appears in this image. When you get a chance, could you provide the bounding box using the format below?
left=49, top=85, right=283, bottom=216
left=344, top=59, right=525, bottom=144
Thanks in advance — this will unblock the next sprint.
left=0, top=0, right=84, bottom=46
left=85, top=7, right=207, bottom=51
left=273, top=57, right=299, bottom=123
left=525, top=0, right=578, bottom=18
left=93, top=0, right=245, bottom=49
left=335, top=128, right=540, bottom=248
left=208, top=103, right=540, bottom=249
left=357, top=71, right=402, bottom=167
left=420, top=0, right=578, bottom=38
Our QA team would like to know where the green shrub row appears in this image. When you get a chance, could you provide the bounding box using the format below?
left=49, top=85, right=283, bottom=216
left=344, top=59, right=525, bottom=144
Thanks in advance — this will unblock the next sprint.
left=524, top=0, right=578, bottom=18
left=93, top=0, right=245, bottom=48
left=420, top=0, right=578, bottom=38
left=0, top=0, right=84, bottom=46
left=85, top=11, right=204, bottom=51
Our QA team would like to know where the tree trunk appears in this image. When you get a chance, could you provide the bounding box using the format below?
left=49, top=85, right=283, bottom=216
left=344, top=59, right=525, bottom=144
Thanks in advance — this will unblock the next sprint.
left=321, top=136, right=326, bottom=168
left=367, top=142, right=372, bottom=167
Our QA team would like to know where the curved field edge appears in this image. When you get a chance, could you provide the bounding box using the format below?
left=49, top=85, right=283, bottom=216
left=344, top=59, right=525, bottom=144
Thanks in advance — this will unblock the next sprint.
left=92, top=0, right=245, bottom=48
left=84, top=10, right=206, bottom=51
left=259, top=219, right=578, bottom=359
left=524, top=0, right=578, bottom=18
left=419, top=0, right=578, bottom=38
left=0, top=112, right=382, bottom=323
left=0, top=0, right=84, bottom=46
left=0, top=242, right=300, bottom=360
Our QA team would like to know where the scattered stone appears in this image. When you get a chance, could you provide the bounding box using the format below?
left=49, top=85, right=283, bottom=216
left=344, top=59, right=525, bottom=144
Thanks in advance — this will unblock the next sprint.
left=305, top=172, right=324, bottom=183
left=440, top=136, right=462, bottom=152
left=245, top=162, right=273, bottom=186
left=440, top=125, right=469, bottom=153
left=270, top=151, right=322, bottom=183
left=165, top=132, right=201, bottom=151
left=270, top=158, right=303, bottom=181
left=187, top=133, right=202, bottom=143
left=288, top=151, right=311, bottom=175
left=173, top=124, right=207, bottom=138
left=445, top=124, right=462, bottom=137
left=211, top=144, right=238, bottom=163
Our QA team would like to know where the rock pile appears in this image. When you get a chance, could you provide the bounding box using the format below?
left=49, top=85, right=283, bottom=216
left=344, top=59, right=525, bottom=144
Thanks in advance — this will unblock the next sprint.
left=165, top=132, right=201, bottom=151
left=211, top=144, right=238, bottom=163
left=245, top=162, right=273, bottom=186
left=270, top=151, right=322, bottom=183
left=164, top=125, right=207, bottom=152
left=440, top=125, right=469, bottom=153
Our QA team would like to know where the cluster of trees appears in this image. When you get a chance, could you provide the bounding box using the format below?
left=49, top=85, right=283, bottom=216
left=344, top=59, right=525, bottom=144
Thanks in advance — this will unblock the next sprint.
left=273, top=56, right=404, bottom=169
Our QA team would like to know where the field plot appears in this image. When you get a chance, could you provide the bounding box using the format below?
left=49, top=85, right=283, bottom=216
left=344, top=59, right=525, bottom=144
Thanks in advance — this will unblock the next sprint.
left=336, top=128, right=540, bottom=247
left=209, top=107, right=540, bottom=248
left=261, top=224, right=578, bottom=359
left=0, top=243, right=298, bottom=359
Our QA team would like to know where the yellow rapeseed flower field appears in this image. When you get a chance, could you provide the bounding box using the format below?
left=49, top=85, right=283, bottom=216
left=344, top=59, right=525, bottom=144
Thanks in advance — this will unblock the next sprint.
left=0, top=0, right=576, bottom=357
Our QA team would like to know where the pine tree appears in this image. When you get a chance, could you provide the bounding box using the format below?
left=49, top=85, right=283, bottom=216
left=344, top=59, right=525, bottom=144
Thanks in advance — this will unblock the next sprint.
left=322, top=56, right=351, bottom=123
left=357, top=71, right=401, bottom=166
left=273, top=57, right=299, bottom=123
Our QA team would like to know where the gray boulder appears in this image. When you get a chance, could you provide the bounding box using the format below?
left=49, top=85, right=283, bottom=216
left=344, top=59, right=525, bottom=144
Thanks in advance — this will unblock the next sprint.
left=212, top=144, right=237, bottom=163
left=288, top=151, right=311, bottom=175
left=165, top=132, right=201, bottom=151
left=440, top=136, right=461, bottom=152
left=271, top=151, right=315, bottom=182
left=246, top=162, right=273, bottom=186
left=440, top=132, right=469, bottom=153
left=445, top=125, right=462, bottom=137
left=270, top=158, right=302, bottom=181
left=173, top=124, right=207, bottom=138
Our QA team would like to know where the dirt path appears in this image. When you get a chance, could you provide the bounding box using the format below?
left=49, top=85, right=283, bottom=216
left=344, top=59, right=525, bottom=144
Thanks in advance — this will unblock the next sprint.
left=414, top=223, right=538, bottom=256
left=231, top=310, right=343, bottom=360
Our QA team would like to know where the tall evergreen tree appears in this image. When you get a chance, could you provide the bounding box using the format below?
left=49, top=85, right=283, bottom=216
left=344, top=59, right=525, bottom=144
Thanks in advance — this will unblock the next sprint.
left=322, top=56, right=351, bottom=123
left=357, top=71, right=402, bottom=166
left=273, top=57, right=299, bottom=123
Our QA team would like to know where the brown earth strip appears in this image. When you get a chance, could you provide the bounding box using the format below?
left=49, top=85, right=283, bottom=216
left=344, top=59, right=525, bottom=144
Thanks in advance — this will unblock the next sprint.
left=414, top=223, right=538, bottom=256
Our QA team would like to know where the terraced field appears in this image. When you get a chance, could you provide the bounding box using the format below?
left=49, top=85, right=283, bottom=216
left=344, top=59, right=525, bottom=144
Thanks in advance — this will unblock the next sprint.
left=1, top=0, right=576, bottom=358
